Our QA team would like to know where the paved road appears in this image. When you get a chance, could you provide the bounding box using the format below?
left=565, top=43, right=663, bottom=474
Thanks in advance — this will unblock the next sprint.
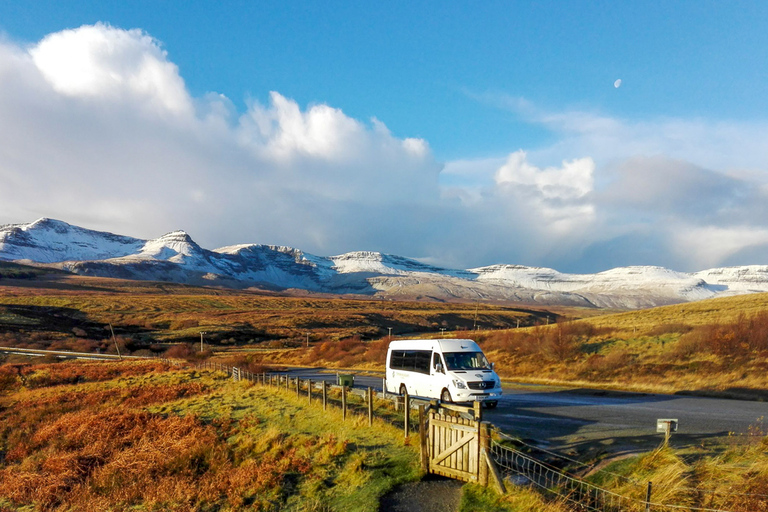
left=283, top=368, right=768, bottom=454
left=483, top=384, right=767, bottom=454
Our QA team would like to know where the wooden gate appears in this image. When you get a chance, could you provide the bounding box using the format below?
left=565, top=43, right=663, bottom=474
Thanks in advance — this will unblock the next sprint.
left=419, top=402, right=505, bottom=492
left=427, top=409, right=480, bottom=482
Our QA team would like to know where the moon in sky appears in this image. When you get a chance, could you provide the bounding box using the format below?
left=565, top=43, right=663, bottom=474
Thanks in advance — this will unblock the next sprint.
left=614, top=79, right=622, bottom=88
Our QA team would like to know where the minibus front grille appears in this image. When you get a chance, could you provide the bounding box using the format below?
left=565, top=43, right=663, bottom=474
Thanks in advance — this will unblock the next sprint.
left=467, top=380, right=496, bottom=390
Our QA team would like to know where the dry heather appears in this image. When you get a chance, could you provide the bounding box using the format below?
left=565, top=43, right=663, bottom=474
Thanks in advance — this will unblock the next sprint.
left=584, top=438, right=768, bottom=511
left=0, top=359, right=419, bottom=512
left=0, top=278, right=537, bottom=349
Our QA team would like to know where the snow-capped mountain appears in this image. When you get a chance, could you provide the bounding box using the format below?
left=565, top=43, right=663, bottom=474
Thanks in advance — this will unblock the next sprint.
left=2, top=218, right=768, bottom=309
left=0, top=218, right=144, bottom=262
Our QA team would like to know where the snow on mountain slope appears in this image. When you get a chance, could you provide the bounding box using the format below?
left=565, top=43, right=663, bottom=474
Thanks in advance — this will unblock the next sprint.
left=0, top=218, right=143, bottom=263
left=3, top=218, right=768, bottom=308
left=328, top=251, right=466, bottom=277
left=119, top=230, right=226, bottom=274
left=213, top=244, right=329, bottom=290
left=693, top=266, right=768, bottom=293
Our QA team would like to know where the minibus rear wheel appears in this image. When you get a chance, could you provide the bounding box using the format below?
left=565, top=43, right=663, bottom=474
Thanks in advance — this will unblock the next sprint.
left=440, top=389, right=452, bottom=403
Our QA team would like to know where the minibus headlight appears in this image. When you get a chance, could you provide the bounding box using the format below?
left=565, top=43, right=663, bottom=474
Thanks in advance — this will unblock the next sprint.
left=452, top=379, right=467, bottom=389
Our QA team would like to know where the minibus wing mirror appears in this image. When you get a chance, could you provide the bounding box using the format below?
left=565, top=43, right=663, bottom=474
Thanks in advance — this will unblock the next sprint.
left=435, top=363, right=444, bottom=374
left=490, top=362, right=495, bottom=371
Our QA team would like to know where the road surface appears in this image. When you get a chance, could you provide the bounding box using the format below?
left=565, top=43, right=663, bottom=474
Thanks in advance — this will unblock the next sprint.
left=283, top=368, right=767, bottom=454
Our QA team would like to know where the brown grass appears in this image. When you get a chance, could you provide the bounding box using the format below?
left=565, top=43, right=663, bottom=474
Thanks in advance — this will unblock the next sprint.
left=0, top=359, right=420, bottom=511
left=0, top=275, right=542, bottom=352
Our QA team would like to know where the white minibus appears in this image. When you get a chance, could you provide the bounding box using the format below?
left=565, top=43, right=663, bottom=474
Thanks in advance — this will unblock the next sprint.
left=385, top=339, right=501, bottom=408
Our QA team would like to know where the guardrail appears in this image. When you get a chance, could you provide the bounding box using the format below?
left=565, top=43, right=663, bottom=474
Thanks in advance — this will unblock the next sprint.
left=0, top=347, right=145, bottom=360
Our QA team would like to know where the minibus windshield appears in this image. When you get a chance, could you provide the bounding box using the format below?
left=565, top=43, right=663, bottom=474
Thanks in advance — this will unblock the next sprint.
left=443, top=351, right=491, bottom=371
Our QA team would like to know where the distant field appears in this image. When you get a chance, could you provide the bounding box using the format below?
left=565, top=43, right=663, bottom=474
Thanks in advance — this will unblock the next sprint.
left=0, top=269, right=552, bottom=351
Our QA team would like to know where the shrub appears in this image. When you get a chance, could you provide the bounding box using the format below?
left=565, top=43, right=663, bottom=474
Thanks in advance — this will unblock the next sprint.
left=670, top=332, right=704, bottom=359
left=164, top=343, right=202, bottom=360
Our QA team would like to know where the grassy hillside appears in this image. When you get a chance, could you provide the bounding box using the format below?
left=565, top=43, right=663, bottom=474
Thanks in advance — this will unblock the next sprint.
left=0, top=360, right=421, bottom=511
left=474, top=292, right=768, bottom=398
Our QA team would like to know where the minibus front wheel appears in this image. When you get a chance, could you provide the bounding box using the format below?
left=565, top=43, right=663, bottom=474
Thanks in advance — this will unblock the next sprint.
left=399, top=384, right=407, bottom=396
left=440, top=389, right=452, bottom=403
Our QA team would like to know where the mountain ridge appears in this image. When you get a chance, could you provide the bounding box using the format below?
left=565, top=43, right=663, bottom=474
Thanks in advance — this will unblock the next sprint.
left=2, top=217, right=768, bottom=309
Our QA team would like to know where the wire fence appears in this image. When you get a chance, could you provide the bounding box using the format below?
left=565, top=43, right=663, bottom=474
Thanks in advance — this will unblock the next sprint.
left=489, top=437, right=741, bottom=512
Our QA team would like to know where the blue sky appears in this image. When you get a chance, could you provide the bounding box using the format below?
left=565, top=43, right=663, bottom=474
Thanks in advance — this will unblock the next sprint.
left=1, top=2, right=768, bottom=272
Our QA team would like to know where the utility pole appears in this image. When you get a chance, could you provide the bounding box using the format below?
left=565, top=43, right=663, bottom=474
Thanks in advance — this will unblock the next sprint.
left=306, top=332, right=310, bottom=348
left=387, top=327, right=392, bottom=340
left=473, top=301, right=478, bottom=330
left=109, top=324, right=122, bottom=360
left=200, top=331, right=207, bottom=352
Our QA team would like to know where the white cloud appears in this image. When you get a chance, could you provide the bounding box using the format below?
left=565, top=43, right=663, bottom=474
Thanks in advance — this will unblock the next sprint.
left=673, top=226, right=768, bottom=270
left=440, top=95, right=768, bottom=271
left=495, top=150, right=594, bottom=200
left=0, top=24, right=441, bottom=257
left=30, top=23, right=192, bottom=117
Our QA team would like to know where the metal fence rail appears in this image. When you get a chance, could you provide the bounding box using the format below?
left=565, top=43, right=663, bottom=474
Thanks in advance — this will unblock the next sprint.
left=490, top=440, right=636, bottom=511
left=489, top=439, right=736, bottom=512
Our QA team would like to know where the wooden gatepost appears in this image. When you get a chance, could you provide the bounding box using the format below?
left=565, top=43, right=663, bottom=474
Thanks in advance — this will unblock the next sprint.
left=420, top=401, right=505, bottom=492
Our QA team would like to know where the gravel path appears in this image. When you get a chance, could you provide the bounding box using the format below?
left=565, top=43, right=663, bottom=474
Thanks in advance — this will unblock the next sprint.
left=379, top=475, right=463, bottom=512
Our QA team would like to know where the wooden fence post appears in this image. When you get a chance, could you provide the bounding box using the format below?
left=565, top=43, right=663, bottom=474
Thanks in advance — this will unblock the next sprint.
left=296, top=377, right=301, bottom=398
left=479, top=423, right=505, bottom=493
left=645, top=482, right=652, bottom=512
left=308, top=379, right=312, bottom=404
left=419, top=404, right=428, bottom=472
left=322, top=380, right=328, bottom=410
left=479, top=421, right=490, bottom=487
left=404, top=390, right=410, bottom=438
left=367, top=387, right=373, bottom=426
left=342, top=384, right=347, bottom=420
left=474, top=401, right=483, bottom=422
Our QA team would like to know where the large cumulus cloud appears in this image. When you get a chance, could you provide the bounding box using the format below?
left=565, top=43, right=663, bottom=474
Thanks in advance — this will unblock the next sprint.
left=0, top=23, right=441, bottom=256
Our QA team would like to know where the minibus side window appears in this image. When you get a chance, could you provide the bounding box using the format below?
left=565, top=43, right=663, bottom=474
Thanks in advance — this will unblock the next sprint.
left=413, top=350, right=430, bottom=374
left=391, top=349, right=431, bottom=374
left=390, top=350, right=407, bottom=370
